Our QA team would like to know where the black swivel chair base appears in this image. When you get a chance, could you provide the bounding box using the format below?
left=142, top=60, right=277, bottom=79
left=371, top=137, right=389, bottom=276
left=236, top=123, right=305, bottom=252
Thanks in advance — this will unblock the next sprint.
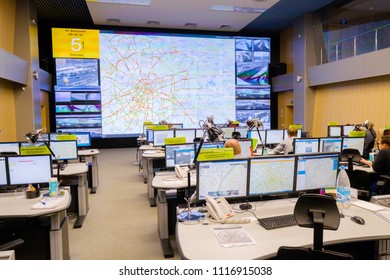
left=277, top=246, right=353, bottom=260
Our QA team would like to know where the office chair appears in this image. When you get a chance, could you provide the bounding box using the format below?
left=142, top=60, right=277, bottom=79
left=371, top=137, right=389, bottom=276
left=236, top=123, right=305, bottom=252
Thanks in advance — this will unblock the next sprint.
left=0, top=239, right=24, bottom=251
left=277, top=194, right=354, bottom=260
left=377, top=175, right=390, bottom=195
left=340, top=148, right=361, bottom=175
left=350, top=169, right=372, bottom=201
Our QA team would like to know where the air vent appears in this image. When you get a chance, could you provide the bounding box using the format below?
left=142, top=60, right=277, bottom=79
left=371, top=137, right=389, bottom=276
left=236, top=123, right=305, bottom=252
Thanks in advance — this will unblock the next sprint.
left=147, top=21, right=160, bottom=26
left=107, top=18, right=121, bottom=23
left=184, top=23, right=198, bottom=28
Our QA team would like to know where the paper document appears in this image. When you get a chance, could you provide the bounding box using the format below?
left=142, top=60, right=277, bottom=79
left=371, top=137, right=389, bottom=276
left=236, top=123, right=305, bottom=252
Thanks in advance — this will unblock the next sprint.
left=213, top=225, right=256, bottom=248
left=32, top=196, right=65, bottom=209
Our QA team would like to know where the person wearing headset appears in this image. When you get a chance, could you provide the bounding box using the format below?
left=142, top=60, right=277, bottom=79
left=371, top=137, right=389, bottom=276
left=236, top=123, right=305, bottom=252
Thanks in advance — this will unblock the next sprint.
left=271, top=127, right=298, bottom=155
left=360, top=135, right=390, bottom=194
left=224, top=139, right=242, bottom=158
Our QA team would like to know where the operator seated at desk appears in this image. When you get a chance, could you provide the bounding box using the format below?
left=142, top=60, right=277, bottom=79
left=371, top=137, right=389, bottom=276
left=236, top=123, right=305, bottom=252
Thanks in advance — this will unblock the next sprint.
left=224, top=139, right=242, bottom=158
left=360, top=135, right=390, bottom=194
left=270, top=127, right=297, bottom=155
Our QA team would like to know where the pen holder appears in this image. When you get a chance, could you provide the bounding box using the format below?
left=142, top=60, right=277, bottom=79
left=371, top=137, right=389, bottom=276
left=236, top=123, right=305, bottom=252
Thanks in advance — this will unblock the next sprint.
left=26, top=189, right=40, bottom=199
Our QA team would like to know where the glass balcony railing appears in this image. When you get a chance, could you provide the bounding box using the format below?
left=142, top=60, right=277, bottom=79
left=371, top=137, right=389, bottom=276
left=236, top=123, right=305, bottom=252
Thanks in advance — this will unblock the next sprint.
left=320, top=24, right=390, bottom=64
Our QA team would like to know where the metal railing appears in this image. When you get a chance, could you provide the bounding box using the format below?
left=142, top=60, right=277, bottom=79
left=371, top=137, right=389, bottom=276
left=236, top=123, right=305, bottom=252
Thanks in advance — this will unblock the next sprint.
left=320, top=23, right=390, bottom=64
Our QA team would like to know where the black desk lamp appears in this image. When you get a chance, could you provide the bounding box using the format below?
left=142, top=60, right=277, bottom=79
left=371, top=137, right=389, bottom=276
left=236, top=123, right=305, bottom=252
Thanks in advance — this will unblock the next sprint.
left=179, top=116, right=224, bottom=222
left=24, top=128, right=61, bottom=179
left=246, top=118, right=264, bottom=153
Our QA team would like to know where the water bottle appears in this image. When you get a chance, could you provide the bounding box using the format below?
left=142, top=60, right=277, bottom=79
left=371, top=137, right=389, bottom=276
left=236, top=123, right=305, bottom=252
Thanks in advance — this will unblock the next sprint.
left=336, top=166, right=351, bottom=209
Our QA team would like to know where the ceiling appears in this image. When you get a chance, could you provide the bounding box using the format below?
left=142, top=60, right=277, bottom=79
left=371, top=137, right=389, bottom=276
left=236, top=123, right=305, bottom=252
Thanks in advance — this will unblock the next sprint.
left=31, top=0, right=354, bottom=34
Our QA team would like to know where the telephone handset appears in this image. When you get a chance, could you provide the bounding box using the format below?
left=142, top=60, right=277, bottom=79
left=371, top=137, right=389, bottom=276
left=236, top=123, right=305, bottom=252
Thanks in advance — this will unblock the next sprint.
left=175, top=165, right=189, bottom=179
left=205, top=196, right=234, bottom=221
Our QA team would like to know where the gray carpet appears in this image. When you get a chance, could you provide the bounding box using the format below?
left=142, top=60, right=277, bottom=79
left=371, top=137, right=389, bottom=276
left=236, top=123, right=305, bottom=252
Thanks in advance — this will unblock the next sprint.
left=68, top=148, right=180, bottom=260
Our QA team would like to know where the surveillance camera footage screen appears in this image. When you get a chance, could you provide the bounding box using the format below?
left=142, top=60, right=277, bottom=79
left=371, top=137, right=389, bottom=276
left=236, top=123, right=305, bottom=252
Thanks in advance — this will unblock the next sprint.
left=53, top=28, right=271, bottom=138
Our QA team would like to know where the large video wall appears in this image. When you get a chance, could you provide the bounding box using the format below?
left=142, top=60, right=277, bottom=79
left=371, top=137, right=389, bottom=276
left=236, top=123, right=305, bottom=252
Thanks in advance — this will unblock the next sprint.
left=52, top=28, right=271, bottom=138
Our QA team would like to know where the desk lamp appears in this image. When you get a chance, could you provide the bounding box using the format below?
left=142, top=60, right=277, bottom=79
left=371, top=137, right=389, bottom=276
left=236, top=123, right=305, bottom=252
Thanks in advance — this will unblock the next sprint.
left=25, top=128, right=61, bottom=179
left=246, top=118, right=264, bottom=151
left=178, top=116, right=223, bottom=223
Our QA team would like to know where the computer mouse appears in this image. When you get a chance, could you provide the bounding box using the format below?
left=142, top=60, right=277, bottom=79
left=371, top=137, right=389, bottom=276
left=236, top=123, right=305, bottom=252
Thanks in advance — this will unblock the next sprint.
left=351, top=216, right=365, bottom=225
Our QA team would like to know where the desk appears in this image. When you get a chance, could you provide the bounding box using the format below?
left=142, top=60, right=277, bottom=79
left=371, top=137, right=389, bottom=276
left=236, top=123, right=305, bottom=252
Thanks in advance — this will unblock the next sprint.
left=139, top=145, right=163, bottom=182
left=152, top=170, right=196, bottom=258
left=58, top=162, right=89, bottom=228
left=176, top=198, right=390, bottom=260
left=78, top=149, right=100, bottom=194
left=142, top=150, right=165, bottom=207
left=0, top=189, right=71, bottom=260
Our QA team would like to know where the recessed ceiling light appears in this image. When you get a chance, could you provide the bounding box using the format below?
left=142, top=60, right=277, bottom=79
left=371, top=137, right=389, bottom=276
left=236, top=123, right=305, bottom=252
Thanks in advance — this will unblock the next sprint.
left=90, top=0, right=151, bottom=6
left=220, top=25, right=232, bottom=30
left=106, top=18, right=121, bottom=23
left=147, top=21, right=160, bottom=26
left=184, top=23, right=198, bottom=28
left=210, top=5, right=265, bottom=13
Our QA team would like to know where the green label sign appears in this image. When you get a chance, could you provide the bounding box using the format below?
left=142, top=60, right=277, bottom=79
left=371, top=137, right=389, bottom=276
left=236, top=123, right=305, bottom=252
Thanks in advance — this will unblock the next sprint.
left=197, top=148, right=234, bottom=161
left=164, top=137, right=186, bottom=144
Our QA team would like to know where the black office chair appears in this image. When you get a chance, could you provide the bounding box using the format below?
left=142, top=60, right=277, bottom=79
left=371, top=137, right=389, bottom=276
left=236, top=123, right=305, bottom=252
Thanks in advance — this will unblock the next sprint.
left=377, top=175, right=390, bottom=195
left=350, top=169, right=372, bottom=201
left=277, top=194, right=354, bottom=260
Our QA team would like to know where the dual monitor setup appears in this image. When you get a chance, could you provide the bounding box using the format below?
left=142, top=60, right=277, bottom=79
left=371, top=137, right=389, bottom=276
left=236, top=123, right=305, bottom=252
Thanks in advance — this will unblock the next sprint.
left=293, top=136, right=365, bottom=155
left=0, top=154, right=53, bottom=190
left=0, top=132, right=92, bottom=162
left=328, top=124, right=357, bottom=137
left=195, top=152, right=340, bottom=202
left=164, top=140, right=254, bottom=167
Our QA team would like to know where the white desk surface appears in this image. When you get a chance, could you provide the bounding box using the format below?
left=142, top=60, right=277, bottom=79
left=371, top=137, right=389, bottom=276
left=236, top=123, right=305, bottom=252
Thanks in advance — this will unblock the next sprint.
left=152, top=170, right=197, bottom=190
left=58, top=162, right=88, bottom=176
left=139, top=145, right=164, bottom=151
left=0, top=189, right=71, bottom=218
left=142, top=151, right=165, bottom=158
left=78, top=149, right=100, bottom=156
left=176, top=198, right=390, bottom=260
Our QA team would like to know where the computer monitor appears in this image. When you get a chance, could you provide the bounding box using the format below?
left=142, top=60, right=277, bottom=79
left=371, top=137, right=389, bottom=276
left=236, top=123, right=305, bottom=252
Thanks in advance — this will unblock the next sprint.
left=248, top=129, right=266, bottom=145
left=328, top=126, right=342, bottom=137
left=342, top=125, right=355, bottom=137
left=293, top=138, right=320, bottom=154
left=197, top=141, right=224, bottom=150
left=0, top=142, right=20, bottom=155
left=234, top=127, right=249, bottom=138
left=50, top=140, right=78, bottom=161
left=237, top=139, right=253, bottom=158
left=165, top=143, right=195, bottom=168
left=20, top=141, right=50, bottom=156
left=143, top=124, right=157, bottom=135
left=0, top=156, right=7, bottom=186
left=146, top=129, right=154, bottom=142
left=7, top=155, right=53, bottom=186
left=284, top=129, right=302, bottom=139
left=342, top=137, right=365, bottom=155
left=196, top=159, right=248, bottom=201
left=295, top=153, right=339, bottom=192
left=49, top=132, right=70, bottom=141
left=265, top=129, right=285, bottom=145
left=320, top=137, right=343, bottom=152
left=221, top=127, right=235, bottom=139
left=153, top=130, right=175, bottom=146
left=72, top=132, right=91, bottom=147
left=170, top=123, right=183, bottom=129
left=174, top=129, right=196, bottom=143
left=248, top=155, right=296, bottom=196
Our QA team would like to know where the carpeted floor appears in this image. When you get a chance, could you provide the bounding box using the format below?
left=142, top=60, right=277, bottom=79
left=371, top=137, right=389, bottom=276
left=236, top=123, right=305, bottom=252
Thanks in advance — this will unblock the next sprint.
left=68, top=147, right=180, bottom=260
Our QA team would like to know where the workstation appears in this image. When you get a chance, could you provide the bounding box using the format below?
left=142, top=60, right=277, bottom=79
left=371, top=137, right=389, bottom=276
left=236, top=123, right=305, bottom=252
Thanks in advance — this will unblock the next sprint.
left=2, top=0, right=390, bottom=264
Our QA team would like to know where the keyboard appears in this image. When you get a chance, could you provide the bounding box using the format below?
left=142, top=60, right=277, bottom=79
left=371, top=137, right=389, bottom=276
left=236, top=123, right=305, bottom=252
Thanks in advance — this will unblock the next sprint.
left=371, top=194, right=390, bottom=207
left=258, top=214, right=297, bottom=230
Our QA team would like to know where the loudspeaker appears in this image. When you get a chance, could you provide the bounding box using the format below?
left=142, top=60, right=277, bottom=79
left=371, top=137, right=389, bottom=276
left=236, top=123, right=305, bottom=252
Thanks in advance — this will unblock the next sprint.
left=275, top=63, right=287, bottom=76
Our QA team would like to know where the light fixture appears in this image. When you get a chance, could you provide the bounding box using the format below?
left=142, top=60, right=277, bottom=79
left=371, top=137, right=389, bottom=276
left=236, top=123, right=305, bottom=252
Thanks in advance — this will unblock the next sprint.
left=210, top=5, right=265, bottom=13
left=25, top=128, right=61, bottom=179
left=90, top=0, right=151, bottom=6
left=106, top=18, right=121, bottom=24
left=246, top=118, right=264, bottom=147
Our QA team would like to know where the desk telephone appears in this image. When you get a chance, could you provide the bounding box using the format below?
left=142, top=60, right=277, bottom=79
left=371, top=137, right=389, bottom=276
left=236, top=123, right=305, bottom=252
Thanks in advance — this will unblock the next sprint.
left=175, top=165, right=189, bottom=179
left=205, top=196, right=234, bottom=221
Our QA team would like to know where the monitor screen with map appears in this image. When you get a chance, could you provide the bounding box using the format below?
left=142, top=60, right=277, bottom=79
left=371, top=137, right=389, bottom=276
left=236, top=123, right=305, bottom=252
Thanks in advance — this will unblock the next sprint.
left=341, top=137, right=365, bottom=155
left=248, top=155, right=296, bottom=196
left=196, top=159, right=249, bottom=201
left=53, top=28, right=271, bottom=138
left=165, top=143, right=195, bottom=168
left=50, top=140, right=78, bottom=161
left=295, top=153, right=339, bottom=192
